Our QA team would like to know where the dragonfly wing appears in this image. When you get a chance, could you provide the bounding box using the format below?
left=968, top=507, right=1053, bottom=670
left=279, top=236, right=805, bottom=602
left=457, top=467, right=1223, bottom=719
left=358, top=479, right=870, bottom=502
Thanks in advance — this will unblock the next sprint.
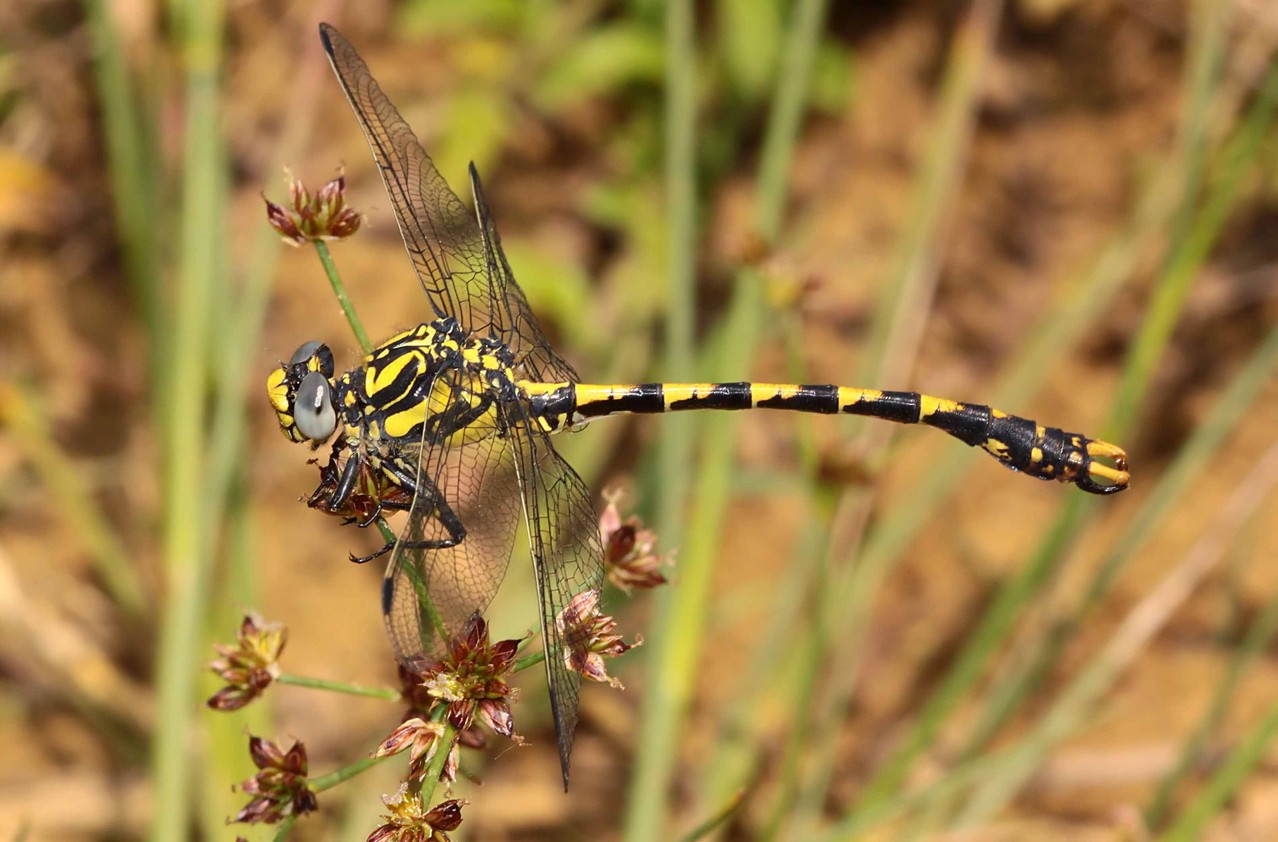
left=321, top=24, right=573, bottom=382
left=502, top=400, right=605, bottom=788
left=382, top=366, right=523, bottom=668
left=468, top=164, right=580, bottom=384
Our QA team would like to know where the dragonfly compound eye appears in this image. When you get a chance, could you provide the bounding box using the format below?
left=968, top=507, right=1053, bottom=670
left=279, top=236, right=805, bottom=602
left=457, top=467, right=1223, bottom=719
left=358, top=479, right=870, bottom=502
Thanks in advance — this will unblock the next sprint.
left=294, top=371, right=337, bottom=441
left=290, top=340, right=335, bottom=377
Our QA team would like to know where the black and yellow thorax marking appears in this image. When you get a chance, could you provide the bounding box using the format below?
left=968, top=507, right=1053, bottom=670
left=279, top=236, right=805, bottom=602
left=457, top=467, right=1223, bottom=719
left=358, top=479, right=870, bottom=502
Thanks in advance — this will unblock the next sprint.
left=337, top=318, right=518, bottom=455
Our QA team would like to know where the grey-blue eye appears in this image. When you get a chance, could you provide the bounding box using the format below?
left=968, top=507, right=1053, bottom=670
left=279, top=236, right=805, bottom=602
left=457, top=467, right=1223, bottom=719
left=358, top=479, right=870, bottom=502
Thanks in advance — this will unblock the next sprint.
left=294, top=371, right=337, bottom=441
left=290, top=340, right=326, bottom=367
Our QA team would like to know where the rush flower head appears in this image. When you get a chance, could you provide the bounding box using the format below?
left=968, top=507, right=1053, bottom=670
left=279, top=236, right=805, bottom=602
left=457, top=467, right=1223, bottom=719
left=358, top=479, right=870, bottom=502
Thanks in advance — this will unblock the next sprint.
left=417, top=614, right=524, bottom=741
left=232, top=736, right=317, bottom=825
left=599, top=489, right=672, bottom=593
left=207, top=613, right=286, bottom=712
left=556, top=589, right=641, bottom=689
left=368, top=789, right=466, bottom=842
left=375, top=717, right=456, bottom=783
left=264, top=169, right=361, bottom=245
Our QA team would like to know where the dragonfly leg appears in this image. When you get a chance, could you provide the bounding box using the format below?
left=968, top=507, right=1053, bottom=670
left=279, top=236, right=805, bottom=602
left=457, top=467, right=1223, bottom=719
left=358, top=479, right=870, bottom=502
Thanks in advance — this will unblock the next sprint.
left=348, top=455, right=468, bottom=563
left=326, top=448, right=361, bottom=513
left=423, top=390, right=496, bottom=445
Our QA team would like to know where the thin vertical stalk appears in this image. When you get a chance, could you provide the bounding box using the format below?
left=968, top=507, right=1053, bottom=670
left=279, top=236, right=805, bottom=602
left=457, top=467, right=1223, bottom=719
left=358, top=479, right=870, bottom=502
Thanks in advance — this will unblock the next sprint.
left=1105, top=0, right=1231, bottom=437
left=953, top=442, right=1278, bottom=826
left=196, top=22, right=336, bottom=824
left=314, top=240, right=374, bottom=355
left=949, top=58, right=1278, bottom=768
left=1160, top=702, right=1278, bottom=841
left=0, top=385, right=146, bottom=617
left=844, top=1, right=1240, bottom=816
left=149, top=1, right=226, bottom=838
left=623, top=0, right=831, bottom=838
left=82, top=0, right=162, bottom=351
left=1145, top=588, right=1278, bottom=830
left=793, top=1, right=1002, bottom=826
left=656, top=0, right=696, bottom=551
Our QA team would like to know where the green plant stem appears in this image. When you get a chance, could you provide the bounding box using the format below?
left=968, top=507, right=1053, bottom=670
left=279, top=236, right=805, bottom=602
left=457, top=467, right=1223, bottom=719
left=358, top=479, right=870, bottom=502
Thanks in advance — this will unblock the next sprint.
left=1104, top=0, right=1232, bottom=438
left=656, top=0, right=696, bottom=553
left=514, top=651, right=546, bottom=672
left=845, top=12, right=1260, bottom=819
left=679, top=790, right=746, bottom=842
left=314, top=240, right=373, bottom=354
left=1145, top=589, right=1278, bottom=830
left=622, top=1, right=830, bottom=838
left=801, top=103, right=1180, bottom=783
left=83, top=0, right=162, bottom=360
left=952, top=442, right=1278, bottom=827
left=272, top=815, right=298, bottom=841
left=149, top=2, right=226, bottom=838
left=1159, top=700, right=1278, bottom=841
left=276, top=674, right=402, bottom=700
left=418, top=708, right=458, bottom=805
left=0, top=384, right=146, bottom=617
left=941, top=58, right=1278, bottom=779
left=795, top=1, right=1001, bottom=826
left=311, top=754, right=392, bottom=792
left=197, top=28, right=334, bottom=835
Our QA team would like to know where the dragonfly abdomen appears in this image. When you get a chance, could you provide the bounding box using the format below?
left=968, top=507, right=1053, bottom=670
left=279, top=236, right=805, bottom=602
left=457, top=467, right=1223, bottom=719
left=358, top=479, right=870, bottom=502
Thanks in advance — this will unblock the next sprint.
left=521, top=380, right=1129, bottom=494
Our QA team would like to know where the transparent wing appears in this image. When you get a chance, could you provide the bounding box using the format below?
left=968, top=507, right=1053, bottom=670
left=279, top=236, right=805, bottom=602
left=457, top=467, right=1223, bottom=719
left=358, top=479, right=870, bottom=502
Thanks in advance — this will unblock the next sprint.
left=468, top=164, right=579, bottom=384
left=382, top=366, right=523, bottom=668
left=502, top=400, right=605, bottom=788
left=320, top=23, right=575, bottom=383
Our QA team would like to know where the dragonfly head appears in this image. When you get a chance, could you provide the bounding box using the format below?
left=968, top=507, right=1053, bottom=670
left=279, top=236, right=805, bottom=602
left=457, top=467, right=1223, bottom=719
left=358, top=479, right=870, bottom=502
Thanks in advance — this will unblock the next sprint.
left=267, top=340, right=338, bottom=445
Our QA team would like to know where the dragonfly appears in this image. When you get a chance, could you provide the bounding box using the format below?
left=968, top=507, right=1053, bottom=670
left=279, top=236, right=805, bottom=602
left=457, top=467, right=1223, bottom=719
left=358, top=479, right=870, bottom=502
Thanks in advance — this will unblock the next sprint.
left=267, top=23, right=1130, bottom=789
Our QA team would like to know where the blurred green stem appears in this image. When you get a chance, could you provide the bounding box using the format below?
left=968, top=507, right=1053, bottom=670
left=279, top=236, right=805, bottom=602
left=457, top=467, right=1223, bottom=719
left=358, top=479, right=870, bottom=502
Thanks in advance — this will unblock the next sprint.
left=83, top=0, right=163, bottom=360
left=0, top=384, right=146, bottom=617
left=798, top=0, right=1002, bottom=825
left=311, top=754, right=391, bottom=792
left=623, top=0, right=830, bottom=838
left=1145, top=588, right=1278, bottom=829
left=149, top=1, right=226, bottom=839
left=655, top=0, right=696, bottom=553
left=1160, top=699, right=1278, bottom=841
left=948, top=54, right=1278, bottom=773
left=953, top=441, right=1278, bottom=826
left=276, top=674, right=401, bottom=700
left=1104, top=0, right=1231, bottom=438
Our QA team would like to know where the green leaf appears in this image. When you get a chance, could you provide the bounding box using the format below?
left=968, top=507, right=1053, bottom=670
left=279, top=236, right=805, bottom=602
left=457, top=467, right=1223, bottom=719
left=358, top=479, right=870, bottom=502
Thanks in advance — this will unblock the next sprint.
left=398, top=0, right=526, bottom=35
left=716, top=0, right=783, bottom=101
left=809, top=39, right=856, bottom=114
left=534, top=22, right=666, bottom=110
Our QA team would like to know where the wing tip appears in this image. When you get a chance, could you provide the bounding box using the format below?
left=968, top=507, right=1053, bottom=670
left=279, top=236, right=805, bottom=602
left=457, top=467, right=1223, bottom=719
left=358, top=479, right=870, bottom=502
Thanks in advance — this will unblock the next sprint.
left=318, top=21, right=337, bottom=55
left=467, top=162, right=486, bottom=206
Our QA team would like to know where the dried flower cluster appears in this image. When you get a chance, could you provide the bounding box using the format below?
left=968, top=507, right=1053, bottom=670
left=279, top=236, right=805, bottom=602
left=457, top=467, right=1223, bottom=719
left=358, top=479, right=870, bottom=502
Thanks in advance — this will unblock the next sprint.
left=378, top=615, right=525, bottom=784
left=233, top=736, right=317, bottom=824
left=368, top=788, right=466, bottom=842
left=557, top=589, right=641, bottom=689
left=599, top=489, right=672, bottom=592
left=264, top=171, right=361, bottom=245
left=420, top=615, right=523, bottom=737
left=207, top=613, right=286, bottom=711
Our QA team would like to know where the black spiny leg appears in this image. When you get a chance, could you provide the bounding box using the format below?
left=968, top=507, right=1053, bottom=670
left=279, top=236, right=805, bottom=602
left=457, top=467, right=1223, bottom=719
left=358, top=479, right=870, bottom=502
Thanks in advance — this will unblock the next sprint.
left=348, top=454, right=469, bottom=563
left=326, top=449, right=361, bottom=515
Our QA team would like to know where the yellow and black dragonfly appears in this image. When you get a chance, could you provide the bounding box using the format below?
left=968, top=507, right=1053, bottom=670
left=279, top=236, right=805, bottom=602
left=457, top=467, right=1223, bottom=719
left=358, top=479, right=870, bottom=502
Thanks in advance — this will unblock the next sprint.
left=267, top=23, right=1130, bottom=788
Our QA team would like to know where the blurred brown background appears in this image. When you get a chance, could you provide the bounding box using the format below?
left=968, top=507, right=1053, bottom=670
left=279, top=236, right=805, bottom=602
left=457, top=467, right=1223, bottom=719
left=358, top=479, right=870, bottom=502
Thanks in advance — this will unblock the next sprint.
left=2, top=0, right=1278, bottom=839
